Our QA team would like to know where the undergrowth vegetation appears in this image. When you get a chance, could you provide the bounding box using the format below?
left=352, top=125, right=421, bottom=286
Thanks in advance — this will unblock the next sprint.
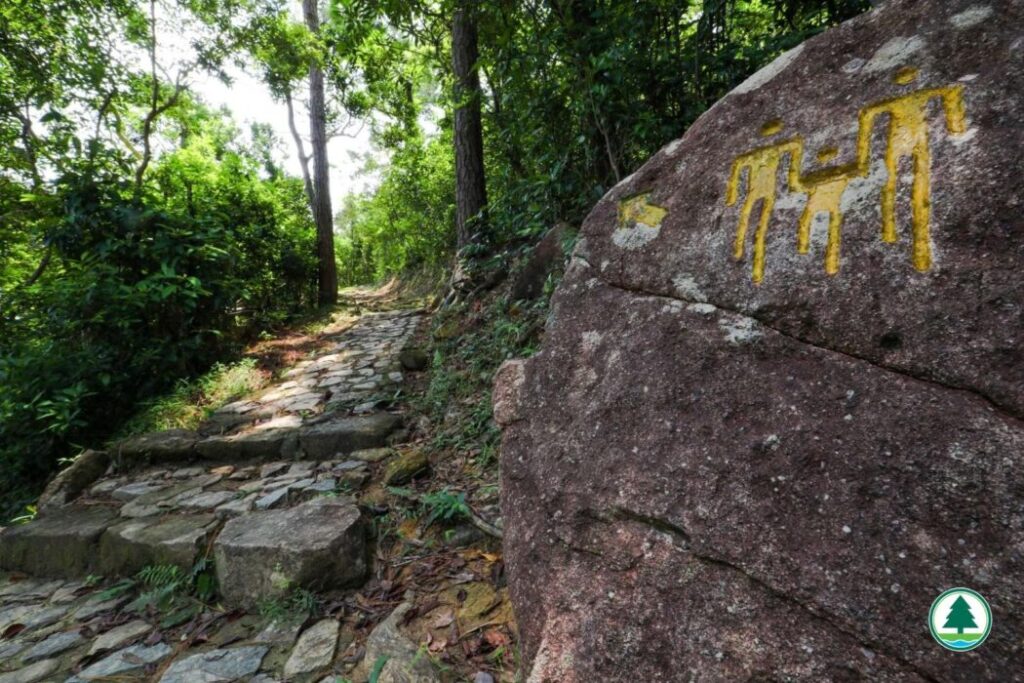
left=116, top=359, right=268, bottom=438
left=415, top=251, right=562, bottom=477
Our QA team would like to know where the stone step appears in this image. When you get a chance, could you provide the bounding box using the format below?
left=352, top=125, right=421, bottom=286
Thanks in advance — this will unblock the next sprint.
left=215, top=498, right=367, bottom=608
left=113, top=413, right=402, bottom=469
left=0, top=468, right=372, bottom=609
left=0, top=507, right=118, bottom=578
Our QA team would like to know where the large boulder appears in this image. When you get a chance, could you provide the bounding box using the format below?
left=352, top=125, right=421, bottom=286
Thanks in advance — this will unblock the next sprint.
left=496, top=2, right=1023, bottom=681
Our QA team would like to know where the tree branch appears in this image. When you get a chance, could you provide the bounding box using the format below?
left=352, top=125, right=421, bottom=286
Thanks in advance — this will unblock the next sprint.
left=285, top=88, right=316, bottom=209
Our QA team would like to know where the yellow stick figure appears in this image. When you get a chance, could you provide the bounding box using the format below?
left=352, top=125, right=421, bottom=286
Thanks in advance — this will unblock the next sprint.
left=795, top=173, right=854, bottom=275
left=857, top=73, right=967, bottom=270
left=726, top=137, right=803, bottom=283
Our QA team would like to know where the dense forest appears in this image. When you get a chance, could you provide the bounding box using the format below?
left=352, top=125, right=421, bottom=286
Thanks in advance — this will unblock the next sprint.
left=0, top=0, right=868, bottom=516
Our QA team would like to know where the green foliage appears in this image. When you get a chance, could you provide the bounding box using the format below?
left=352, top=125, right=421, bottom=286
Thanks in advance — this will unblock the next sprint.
left=368, top=656, right=390, bottom=683
left=93, top=558, right=217, bottom=629
left=420, top=489, right=471, bottom=527
left=0, top=57, right=317, bottom=514
left=257, top=585, right=318, bottom=622
left=336, top=132, right=455, bottom=285
left=323, top=0, right=869, bottom=286
left=417, top=285, right=552, bottom=470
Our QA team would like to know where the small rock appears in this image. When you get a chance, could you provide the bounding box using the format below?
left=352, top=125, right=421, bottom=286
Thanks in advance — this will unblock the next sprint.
left=20, top=630, right=84, bottom=663
left=383, top=450, right=430, bottom=486
left=284, top=619, right=339, bottom=678
left=88, top=620, right=152, bottom=655
left=238, top=479, right=267, bottom=494
left=399, top=349, right=429, bottom=371
left=170, top=466, right=205, bottom=479
left=228, top=467, right=256, bottom=480
left=473, top=674, right=495, bottom=683
left=0, top=579, right=62, bottom=602
left=89, top=479, right=122, bottom=496
left=304, top=479, right=337, bottom=494
left=215, top=493, right=259, bottom=519
left=349, top=448, right=393, bottom=463
left=0, top=658, right=59, bottom=683
left=353, top=401, right=378, bottom=415
left=288, top=461, right=317, bottom=477
left=73, top=595, right=128, bottom=622
left=177, top=489, right=237, bottom=511
left=158, top=645, right=268, bottom=683
left=255, top=487, right=290, bottom=510
left=260, top=462, right=289, bottom=478
left=0, top=605, right=31, bottom=632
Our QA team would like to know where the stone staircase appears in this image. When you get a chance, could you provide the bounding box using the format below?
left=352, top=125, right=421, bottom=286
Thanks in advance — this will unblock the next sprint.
left=0, top=308, right=438, bottom=682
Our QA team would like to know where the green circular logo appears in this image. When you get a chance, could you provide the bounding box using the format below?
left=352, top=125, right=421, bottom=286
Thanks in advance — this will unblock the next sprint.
left=928, top=587, right=992, bottom=652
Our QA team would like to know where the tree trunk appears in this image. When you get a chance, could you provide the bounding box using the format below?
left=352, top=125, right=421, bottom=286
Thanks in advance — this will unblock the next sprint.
left=452, top=0, right=487, bottom=250
left=303, top=0, right=338, bottom=306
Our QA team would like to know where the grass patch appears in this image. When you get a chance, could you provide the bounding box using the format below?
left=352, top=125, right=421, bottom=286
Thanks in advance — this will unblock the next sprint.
left=116, top=358, right=267, bottom=437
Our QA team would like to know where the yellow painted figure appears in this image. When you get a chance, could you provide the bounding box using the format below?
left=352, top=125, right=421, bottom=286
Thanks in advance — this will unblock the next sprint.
left=794, top=167, right=855, bottom=275
left=723, top=68, right=968, bottom=283
left=725, top=138, right=803, bottom=283
left=857, top=79, right=966, bottom=270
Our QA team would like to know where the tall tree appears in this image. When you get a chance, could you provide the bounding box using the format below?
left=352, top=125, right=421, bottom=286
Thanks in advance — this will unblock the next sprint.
left=451, top=0, right=486, bottom=250
left=302, top=0, right=338, bottom=306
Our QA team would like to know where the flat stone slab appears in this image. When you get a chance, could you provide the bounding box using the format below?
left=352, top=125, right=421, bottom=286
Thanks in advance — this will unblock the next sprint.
left=0, top=659, right=59, bottom=683
left=99, top=514, right=217, bottom=576
left=214, top=499, right=366, bottom=608
left=283, top=620, right=338, bottom=679
left=298, top=414, right=402, bottom=458
left=88, top=620, right=152, bottom=655
left=159, top=645, right=268, bottom=683
left=0, top=507, right=117, bottom=577
left=70, top=643, right=172, bottom=681
left=21, top=630, right=84, bottom=663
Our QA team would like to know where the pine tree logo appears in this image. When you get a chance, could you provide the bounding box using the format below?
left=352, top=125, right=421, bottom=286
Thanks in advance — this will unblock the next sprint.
left=928, top=588, right=992, bottom=652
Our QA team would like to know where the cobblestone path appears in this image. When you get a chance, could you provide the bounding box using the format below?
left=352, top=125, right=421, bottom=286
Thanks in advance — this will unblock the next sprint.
left=0, top=306, right=447, bottom=683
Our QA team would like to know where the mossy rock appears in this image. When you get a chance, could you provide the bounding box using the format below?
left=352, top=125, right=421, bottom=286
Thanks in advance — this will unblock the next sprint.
left=382, top=449, right=430, bottom=486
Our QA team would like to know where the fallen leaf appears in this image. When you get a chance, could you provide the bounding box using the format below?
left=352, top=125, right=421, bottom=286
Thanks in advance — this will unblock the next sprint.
left=483, top=629, right=510, bottom=648
left=431, top=609, right=455, bottom=629
left=2, top=623, right=26, bottom=639
left=210, top=466, right=235, bottom=476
